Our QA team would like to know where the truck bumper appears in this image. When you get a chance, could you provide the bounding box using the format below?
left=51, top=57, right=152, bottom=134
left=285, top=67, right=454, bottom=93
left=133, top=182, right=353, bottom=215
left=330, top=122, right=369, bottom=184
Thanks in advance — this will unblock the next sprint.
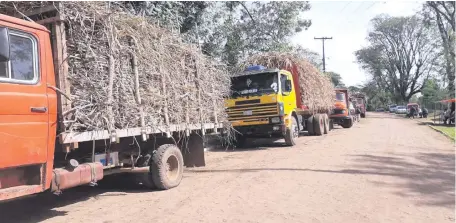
left=329, top=115, right=351, bottom=125
left=234, top=124, right=286, bottom=138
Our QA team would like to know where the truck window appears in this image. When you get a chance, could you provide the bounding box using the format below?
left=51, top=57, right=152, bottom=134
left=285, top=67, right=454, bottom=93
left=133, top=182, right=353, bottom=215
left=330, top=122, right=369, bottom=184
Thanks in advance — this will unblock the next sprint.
left=0, top=62, right=6, bottom=77
left=0, top=32, right=38, bottom=83
left=230, top=72, right=278, bottom=97
left=336, top=92, right=345, bottom=101
left=280, top=74, right=288, bottom=92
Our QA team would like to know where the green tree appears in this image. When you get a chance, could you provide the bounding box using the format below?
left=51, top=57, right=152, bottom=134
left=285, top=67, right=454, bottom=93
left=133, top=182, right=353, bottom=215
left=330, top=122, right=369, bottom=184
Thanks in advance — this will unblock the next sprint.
left=356, top=15, right=440, bottom=103
left=424, top=2, right=455, bottom=95
left=124, top=2, right=312, bottom=67
left=211, top=2, right=312, bottom=66
left=119, top=1, right=211, bottom=33
left=291, top=45, right=322, bottom=70
left=420, top=78, right=450, bottom=107
left=326, top=71, right=345, bottom=87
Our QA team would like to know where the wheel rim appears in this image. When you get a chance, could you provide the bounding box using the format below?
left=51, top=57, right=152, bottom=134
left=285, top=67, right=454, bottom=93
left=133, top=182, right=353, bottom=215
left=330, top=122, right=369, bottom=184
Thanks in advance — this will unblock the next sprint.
left=292, top=122, right=299, bottom=138
left=166, top=155, right=180, bottom=181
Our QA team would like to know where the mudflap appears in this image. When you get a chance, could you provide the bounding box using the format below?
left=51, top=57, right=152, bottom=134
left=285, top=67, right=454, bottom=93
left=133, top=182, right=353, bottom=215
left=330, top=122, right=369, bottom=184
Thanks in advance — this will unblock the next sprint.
left=182, top=132, right=205, bottom=167
left=296, top=114, right=304, bottom=131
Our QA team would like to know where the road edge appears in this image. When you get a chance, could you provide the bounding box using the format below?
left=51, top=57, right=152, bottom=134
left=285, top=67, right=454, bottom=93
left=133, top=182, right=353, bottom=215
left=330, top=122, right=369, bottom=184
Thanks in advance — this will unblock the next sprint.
left=427, top=125, right=455, bottom=141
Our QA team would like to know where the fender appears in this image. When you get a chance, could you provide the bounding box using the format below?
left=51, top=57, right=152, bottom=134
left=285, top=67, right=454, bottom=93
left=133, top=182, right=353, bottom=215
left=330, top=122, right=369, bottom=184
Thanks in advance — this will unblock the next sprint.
left=284, top=111, right=301, bottom=130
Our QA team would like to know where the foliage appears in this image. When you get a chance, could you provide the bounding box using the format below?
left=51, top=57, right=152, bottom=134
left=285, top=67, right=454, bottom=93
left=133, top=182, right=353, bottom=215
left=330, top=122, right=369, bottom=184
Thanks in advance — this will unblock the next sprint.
left=423, top=1, right=455, bottom=95
left=326, top=71, right=345, bottom=87
left=419, top=79, right=451, bottom=108
left=290, top=45, right=323, bottom=70
left=118, top=1, right=211, bottom=33
left=356, top=15, right=440, bottom=104
left=123, top=2, right=312, bottom=67
left=353, top=81, right=393, bottom=110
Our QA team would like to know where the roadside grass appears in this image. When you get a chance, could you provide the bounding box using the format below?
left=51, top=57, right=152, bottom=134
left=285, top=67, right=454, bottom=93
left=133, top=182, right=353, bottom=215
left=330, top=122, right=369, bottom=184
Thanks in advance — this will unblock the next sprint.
left=405, top=111, right=455, bottom=141
left=431, top=125, right=455, bottom=141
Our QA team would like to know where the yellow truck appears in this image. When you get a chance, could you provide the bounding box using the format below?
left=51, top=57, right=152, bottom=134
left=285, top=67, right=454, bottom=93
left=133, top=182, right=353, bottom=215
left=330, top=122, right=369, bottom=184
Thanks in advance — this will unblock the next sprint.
left=226, top=65, right=332, bottom=147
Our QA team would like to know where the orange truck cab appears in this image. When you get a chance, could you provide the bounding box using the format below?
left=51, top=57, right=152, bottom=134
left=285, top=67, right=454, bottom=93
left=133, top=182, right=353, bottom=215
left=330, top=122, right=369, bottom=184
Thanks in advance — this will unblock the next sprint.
left=329, top=88, right=353, bottom=128
left=0, top=12, right=216, bottom=202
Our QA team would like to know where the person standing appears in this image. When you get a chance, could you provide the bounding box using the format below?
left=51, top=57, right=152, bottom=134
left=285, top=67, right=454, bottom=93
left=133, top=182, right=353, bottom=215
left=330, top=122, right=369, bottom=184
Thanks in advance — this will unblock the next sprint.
left=409, top=106, right=416, bottom=119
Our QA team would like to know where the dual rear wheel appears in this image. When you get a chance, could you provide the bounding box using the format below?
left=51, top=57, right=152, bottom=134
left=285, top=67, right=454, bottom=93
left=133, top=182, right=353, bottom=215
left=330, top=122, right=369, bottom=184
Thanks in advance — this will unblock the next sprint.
left=307, top=114, right=330, bottom=136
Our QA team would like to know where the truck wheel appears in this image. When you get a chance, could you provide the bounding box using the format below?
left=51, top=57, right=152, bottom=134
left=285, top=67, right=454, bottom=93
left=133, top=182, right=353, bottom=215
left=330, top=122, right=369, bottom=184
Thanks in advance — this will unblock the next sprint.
left=306, top=116, right=315, bottom=135
left=341, top=119, right=353, bottom=128
left=313, top=114, right=324, bottom=136
left=285, top=115, right=298, bottom=146
left=323, top=114, right=330, bottom=134
left=136, top=154, right=156, bottom=189
left=150, top=144, right=184, bottom=190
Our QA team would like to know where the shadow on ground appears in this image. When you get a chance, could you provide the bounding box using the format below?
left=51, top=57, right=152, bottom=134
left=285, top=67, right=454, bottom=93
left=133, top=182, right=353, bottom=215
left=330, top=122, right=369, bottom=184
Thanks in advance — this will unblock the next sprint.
left=207, top=126, right=346, bottom=152
left=0, top=174, right=161, bottom=223
left=364, top=113, right=406, bottom=119
left=188, top=152, right=455, bottom=209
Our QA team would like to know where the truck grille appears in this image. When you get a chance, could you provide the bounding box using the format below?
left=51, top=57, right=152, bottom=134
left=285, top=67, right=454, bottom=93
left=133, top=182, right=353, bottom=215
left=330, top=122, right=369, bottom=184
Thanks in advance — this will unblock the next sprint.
left=227, top=103, right=278, bottom=122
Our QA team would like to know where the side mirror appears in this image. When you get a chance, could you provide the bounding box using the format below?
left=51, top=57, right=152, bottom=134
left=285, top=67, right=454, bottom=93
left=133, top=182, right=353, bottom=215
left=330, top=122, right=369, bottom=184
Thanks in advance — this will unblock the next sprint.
left=0, top=27, right=10, bottom=62
left=285, top=80, right=292, bottom=92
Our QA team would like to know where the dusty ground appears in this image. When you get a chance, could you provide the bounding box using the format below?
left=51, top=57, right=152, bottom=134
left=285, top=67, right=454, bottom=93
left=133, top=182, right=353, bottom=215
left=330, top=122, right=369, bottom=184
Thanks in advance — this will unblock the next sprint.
left=0, top=112, right=454, bottom=223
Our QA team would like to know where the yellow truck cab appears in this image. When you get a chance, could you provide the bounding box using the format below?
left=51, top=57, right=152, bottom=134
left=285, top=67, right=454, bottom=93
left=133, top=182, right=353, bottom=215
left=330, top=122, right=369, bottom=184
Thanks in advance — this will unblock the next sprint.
left=225, top=65, right=331, bottom=147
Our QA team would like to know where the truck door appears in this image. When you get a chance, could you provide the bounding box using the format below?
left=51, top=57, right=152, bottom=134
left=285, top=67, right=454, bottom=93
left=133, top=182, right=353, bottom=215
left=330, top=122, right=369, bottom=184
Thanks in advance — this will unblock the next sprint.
left=280, top=72, right=297, bottom=117
left=0, top=29, right=49, bottom=170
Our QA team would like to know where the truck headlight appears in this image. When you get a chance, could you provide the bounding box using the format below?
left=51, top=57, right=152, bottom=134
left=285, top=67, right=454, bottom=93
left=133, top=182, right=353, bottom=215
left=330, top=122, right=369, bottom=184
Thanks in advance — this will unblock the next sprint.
left=271, top=117, right=281, bottom=123
left=278, top=102, right=284, bottom=115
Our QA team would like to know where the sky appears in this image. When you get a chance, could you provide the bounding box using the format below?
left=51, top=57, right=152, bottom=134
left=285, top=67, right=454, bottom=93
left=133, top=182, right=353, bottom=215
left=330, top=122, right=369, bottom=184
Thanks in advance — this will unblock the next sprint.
left=292, top=1, right=423, bottom=87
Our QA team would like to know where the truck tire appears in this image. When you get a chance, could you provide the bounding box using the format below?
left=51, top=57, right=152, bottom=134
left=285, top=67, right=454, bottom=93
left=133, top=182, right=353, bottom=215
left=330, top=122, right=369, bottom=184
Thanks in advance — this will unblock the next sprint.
left=313, top=114, right=324, bottom=136
left=136, top=154, right=156, bottom=189
left=341, top=118, right=353, bottom=128
left=284, top=115, right=298, bottom=146
left=306, top=116, right=315, bottom=135
left=150, top=144, right=184, bottom=190
left=323, top=114, right=330, bottom=134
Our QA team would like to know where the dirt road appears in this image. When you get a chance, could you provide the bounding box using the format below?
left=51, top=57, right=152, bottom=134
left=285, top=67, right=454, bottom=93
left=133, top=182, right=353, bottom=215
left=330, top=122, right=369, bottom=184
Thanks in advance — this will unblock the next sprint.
left=1, top=112, right=454, bottom=223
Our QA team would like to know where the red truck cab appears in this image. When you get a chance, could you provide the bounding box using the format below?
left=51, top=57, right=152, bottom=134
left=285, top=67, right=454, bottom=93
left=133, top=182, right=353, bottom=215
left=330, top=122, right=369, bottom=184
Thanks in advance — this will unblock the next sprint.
left=329, top=88, right=353, bottom=128
left=350, top=93, right=367, bottom=118
left=0, top=15, right=58, bottom=199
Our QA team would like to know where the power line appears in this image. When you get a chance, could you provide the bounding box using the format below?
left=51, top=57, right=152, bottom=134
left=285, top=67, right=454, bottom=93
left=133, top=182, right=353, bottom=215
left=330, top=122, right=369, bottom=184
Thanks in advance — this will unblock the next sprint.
left=340, top=1, right=352, bottom=13
left=327, top=1, right=353, bottom=25
left=351, top=1, right=365, bottom=14
left=314, top=37, right=333, bottom=73
left=365, top=2, right=377, bottom=11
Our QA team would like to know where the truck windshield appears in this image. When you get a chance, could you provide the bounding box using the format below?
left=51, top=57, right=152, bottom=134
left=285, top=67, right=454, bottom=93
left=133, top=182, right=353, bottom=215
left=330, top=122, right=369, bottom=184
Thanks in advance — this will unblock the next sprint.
left=230, top=72, right=278, bottom=97
left=356, top=98, right=364, bottom=104
left=335, top=92, right=345, bottom=102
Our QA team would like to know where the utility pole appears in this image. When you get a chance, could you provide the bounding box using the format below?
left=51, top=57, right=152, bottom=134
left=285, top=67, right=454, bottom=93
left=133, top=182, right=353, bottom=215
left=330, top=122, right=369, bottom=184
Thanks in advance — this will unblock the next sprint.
left=314, top=37, right=333, bottom=73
